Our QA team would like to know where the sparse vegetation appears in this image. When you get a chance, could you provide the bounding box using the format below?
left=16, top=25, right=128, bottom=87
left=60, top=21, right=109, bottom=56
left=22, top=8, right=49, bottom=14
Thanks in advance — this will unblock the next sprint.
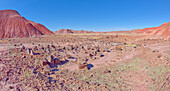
left=0, top=34, right=169, bottom=90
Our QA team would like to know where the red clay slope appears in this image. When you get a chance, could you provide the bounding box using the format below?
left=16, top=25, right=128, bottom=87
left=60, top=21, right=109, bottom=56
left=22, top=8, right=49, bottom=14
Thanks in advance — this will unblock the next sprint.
left=133, top=22, right=170, bottom=39
left=0, top=10, right=54, bottom=38
left=55, top=29, right=94, bottom=34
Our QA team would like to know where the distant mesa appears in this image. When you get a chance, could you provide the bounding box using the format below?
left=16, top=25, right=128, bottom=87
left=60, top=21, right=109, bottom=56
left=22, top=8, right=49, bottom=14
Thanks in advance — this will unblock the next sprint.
left=55, top=22, right=170, bottom=39
left=55, top=29, right=74, bottom=33
left=55, top=29, right=94, bottom=34
left=108, top=22, right=170, bottom=40
left=132, top=22, right=170, bottom=40
left=0, top=9, right=54, bottom=38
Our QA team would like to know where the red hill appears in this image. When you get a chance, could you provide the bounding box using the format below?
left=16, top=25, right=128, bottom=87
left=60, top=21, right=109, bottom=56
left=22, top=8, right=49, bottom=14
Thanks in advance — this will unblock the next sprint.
left=55, top=29, right=94, bottom=34
left=132, top=22, right=170, bottom=40
left=0, top=10, right=54, bottom=38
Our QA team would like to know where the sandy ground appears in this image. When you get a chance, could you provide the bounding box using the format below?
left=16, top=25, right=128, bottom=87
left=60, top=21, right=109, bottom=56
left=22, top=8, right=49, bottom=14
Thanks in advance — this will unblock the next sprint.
left=0, top=34, right=169, bottom=90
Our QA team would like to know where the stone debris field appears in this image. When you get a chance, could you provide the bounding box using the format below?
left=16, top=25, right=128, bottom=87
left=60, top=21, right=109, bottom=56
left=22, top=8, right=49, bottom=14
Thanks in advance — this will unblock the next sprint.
left=0, top=34, right=169, bottom=91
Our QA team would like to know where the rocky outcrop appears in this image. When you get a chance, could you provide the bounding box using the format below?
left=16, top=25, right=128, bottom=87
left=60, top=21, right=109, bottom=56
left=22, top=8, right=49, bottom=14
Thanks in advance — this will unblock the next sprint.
left=0, top=10, right=54, bottom=38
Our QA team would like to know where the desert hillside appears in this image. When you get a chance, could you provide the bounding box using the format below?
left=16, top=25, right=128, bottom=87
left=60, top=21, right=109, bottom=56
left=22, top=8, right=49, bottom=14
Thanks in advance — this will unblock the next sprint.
left=133, top=22, right=170, bottom=39
left=0, top=10, right=54, bottom=38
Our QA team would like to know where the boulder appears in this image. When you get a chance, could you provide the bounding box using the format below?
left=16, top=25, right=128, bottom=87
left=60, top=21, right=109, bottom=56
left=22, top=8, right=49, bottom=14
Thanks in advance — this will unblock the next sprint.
left=33, top=46, right=38, bottom=51
left=51, top=45, right=56, bottom=49
left=37, top=72, right=46, bottom=80
left=30, top=49, right=34, bottom=55
left=46, top=48, right=51, bottom=53
left=89, top=54, right=93, bottom=58
left=41, top=59, right=49, bottom=66
left=103, top=69, right=111, bottom=73
left=78, top=61, right=88, bottom=69
left=26, top=48, right=30, bottom=54
left=43, top=64, right=51, bottom=72
left=66, top=54, right=72, bottom=59
left=26, top=48, right=34, bottom=55
left=20, top=45, right=25, bottom=52
left=46, top=55, right=54, bottom=63
left=47, top=45, right=50, bottom=49
left=54, top=58, right=60, bottom=64
left=115, top=46, right=123, bottom=51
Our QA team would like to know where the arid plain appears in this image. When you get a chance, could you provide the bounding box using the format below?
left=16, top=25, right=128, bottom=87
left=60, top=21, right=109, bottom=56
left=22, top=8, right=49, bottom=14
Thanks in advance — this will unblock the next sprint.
left=0, top=10, right=169, bottom=91
left=0, top=33, right=169, bottom=91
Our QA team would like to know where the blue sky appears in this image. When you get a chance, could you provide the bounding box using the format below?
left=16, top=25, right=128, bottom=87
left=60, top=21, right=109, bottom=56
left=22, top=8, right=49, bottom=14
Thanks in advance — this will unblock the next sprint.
left=0, top=0, right=170, bottom=32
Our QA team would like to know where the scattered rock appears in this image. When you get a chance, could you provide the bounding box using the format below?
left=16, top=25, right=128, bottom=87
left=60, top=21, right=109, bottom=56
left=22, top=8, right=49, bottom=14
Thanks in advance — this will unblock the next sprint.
left=157, top=54, right=162, bottom=58
left=89, top=54, right=93, bottom=58
left=9, top=86, right=14, bottom=89
left=116, top=46, right=122, bottom=51
left=43, top=64, right=51, bottom=72
left=26, top=48, right=34, bottom=55
left=41, top=59, right=49, bottom=66
left=78, top=61, right=88, bottom=69
left=104, top=69, right=111, bottom=73
left=46, top=55, right=54, bottom=63
left=37, top=72, right=46, bottom=80
left=100, top=55, right=104, bottom=57
left=20, top=45, right=25, bottom=52
left=54, top=58, right=61, bottom=64
left=33, top=46, right=38, bottom=51
left=66, top=54, right=72, bottom=59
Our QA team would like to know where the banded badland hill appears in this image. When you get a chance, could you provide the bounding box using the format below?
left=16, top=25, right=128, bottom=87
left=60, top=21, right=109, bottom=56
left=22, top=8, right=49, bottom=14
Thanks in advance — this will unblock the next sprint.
left=0, top=10, right=53, bottom=38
